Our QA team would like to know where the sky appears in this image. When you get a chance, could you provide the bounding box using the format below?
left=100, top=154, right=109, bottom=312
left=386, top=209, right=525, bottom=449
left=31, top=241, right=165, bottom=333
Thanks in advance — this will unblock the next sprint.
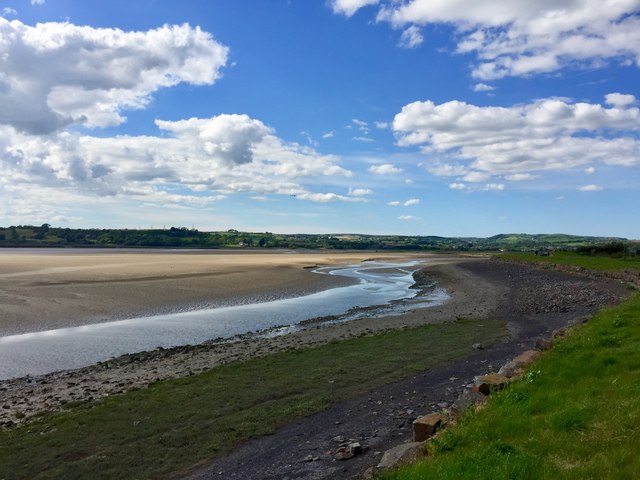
left=0, top=0, right=638, bottom=238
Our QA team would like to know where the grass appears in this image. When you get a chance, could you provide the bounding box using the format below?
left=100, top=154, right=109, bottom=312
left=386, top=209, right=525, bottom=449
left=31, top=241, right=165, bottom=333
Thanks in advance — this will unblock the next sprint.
left=498, top=251, right=640, bottom=272
left=0, top=319, right=506, bottom=480
left=381, top=258, right=640, bottom=480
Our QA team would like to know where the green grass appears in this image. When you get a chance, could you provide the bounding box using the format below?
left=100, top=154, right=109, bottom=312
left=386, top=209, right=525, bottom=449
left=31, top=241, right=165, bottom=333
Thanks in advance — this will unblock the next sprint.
left=381, top=294, right=640, bottom=479
left=0, top=319, right=506, bottom=480
left=498, top=251, right=640, bottom=272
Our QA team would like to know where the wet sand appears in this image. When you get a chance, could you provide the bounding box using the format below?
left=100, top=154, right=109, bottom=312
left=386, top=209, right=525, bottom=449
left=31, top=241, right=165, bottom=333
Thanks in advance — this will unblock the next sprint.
left=0, top=250, right=443, bottom=336
left=0, top=254, right=491, bottom=426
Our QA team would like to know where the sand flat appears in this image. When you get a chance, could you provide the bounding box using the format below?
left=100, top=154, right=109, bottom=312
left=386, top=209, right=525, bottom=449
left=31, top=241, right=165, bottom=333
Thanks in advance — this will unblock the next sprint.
left=0, top=249, right=437, bottom=335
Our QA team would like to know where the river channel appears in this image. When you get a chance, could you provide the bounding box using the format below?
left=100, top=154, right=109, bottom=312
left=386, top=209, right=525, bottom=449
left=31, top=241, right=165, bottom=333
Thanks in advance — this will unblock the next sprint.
left=0, top=260, right=448, bottom=380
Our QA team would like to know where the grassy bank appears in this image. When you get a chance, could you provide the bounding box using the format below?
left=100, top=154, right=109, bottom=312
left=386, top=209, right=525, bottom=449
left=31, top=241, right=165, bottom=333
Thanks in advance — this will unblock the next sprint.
left=382, top=261, right=640, bottom=479
left=498, top=251, right=640, bottom=272
left=0, top=319, right=505, bottom=480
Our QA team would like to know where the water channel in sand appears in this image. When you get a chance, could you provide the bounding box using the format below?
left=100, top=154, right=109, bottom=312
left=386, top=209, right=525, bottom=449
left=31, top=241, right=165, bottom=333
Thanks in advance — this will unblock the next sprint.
left=0, top=260, right=448, bottom=380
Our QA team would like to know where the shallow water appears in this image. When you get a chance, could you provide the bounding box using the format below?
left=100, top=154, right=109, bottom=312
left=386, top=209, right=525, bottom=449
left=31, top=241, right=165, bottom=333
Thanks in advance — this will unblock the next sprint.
left=0, top=260, right=448, bottom=380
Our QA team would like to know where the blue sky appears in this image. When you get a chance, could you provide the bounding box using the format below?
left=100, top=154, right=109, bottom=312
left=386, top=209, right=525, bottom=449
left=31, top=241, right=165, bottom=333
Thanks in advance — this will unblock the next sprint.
left=0, top=0, right=638, bottom=238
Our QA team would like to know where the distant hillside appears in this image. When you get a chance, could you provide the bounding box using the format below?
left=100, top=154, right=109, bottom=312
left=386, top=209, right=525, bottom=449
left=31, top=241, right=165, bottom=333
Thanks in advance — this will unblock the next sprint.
left=0, top=224, right=632, bottom=253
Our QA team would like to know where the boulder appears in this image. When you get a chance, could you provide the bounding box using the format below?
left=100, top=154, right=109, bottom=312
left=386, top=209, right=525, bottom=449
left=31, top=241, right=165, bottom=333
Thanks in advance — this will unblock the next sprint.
left=376, top=442, right=426, bottom=472
left=413, top=412, right=445, bottom=442
left=450, top=389, right=487, bottom=419
left=498, top=350, right=541, bottom=378
left=473, top=373, right=509, bottom=395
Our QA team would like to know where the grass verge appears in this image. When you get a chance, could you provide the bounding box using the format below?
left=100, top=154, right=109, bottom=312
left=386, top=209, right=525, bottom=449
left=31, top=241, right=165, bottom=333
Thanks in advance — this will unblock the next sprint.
left=381, top=289, right=640, bottom=479
left=0, top=318, right=505, bottom=480
left=498, top=251, right=640, bottom=272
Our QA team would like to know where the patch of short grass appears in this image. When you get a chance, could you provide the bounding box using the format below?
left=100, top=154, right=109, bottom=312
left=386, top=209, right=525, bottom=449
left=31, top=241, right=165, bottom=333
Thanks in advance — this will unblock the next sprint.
left=380, top=292, right=640, bottom=480
left=498, top=251, right=640, bottom=272
left=0, top=319, right=505, bottom=480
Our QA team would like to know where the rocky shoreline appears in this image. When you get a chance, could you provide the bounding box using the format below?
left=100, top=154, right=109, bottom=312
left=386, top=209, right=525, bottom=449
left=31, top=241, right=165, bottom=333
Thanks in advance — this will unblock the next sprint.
left=0, top=258, right=631, bottom=480
left=184, top=260, right=629, bottom=480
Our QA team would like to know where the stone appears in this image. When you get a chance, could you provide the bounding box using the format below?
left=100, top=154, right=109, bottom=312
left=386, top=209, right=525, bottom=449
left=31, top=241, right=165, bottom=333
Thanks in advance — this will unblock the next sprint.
left=472, top=343, right=484, bottom=350
left=498, top=350, right=541, bottom=378
left=413, top=413, right=445, bottom=442
left=348, top=442, right=363, bottom=455
left=473, top=373, right=509, bottom=395
left=376, top=442, right=425, bottom=472
left=450, top=389, right=487, bottom=419
left=535, top=337, right=553, bottom=351
left=551, top=327, right=567, bottom=339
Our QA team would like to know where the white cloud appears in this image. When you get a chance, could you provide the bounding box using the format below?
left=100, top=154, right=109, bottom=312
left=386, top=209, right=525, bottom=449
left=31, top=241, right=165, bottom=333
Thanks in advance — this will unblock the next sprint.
left=393, top=95, right=640, bottom=188
left=31, top=0, right=45, bottom=4
left=473, top=83, right=495, bottom=92
left=374, top=121, right=389, bottom=129
left=0, top=114, right=354, bottom=208
left=0, top=19, right=359, bottom=217
left=387, top=200, right=401, bottom=206
left=323, top=131, right=335, bottom=139
left=449, top=182, right=467, bottom=190
left=369, top=163, right=403, bottom=175
left=331, top=0, right=379, bottom=17
left=504, top=173, right=541, bottom=181
left=0, top=18, right=228, bottom=134
left=348, top=187, right=373, bottom=196
left=584, top=166, right=596, bottom=174
left=483, top=183, right=505, bottom=191
left=462, top=171, right=490, bottom=182
left=352, top=118, right=369, bottom=133
left=404, top=198, right=420, bottom=206
left=605, top=93, right=637, bottom=107
left=578, top=184, right=604, bottom=191
left=556, top=195, right=565, bottom=200
left=353, top=136, right=374, bottom=142
left=339, top=1, right=640, bottom=79
left=398, top=25, right=424, bottom=49
left=2, top=7, right=18, bottom=16
left=398, top=215, right=419, bottom=220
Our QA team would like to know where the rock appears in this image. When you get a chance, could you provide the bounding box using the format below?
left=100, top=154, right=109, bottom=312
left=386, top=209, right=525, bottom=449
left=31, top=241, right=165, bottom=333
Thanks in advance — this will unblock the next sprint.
left=413, top=413, right=445, bottom=442
left=348, top=442, right=363, bottom=455
left=551, top=327, right=567, bottom=339
left=498, top=350, right=541, bottom=378
left=376, top=442, right=425, bottom=472
left=472, top=343, right=484, bottom=350
left=332, top=435, right=345, bottom=443
left=303, top=454, right=319, bottom=462
left=450, top=389, right=487, bottom=419
left=473, top=373, right=509, bottom=395
left=535, top=337, right=552, bottom=351
left=334, top=447, right=354, bottom=461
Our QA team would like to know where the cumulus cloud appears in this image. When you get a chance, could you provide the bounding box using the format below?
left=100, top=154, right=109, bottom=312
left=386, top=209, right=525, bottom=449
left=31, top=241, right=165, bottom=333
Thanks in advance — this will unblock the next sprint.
left=0, top=19, right=359, bottom=216
left=584, top=166, right=596, bottom=174
left=0, top=18, right=228, bottom=134
left=387, top=200, right=401, bottom=206
left=334, top=1, right=640, bottom=79
left=398, top=215, right=419, bottom=220
left=449, top=183, right=467, bottom=190
left=393, top=95, right=640, bottom=188
left=369, top=163, right=403, bottom=175
left=331, top=0, right=379, bottom=17
left=403, top=198, right=420, bottom=206
left=31, top=0, right=45, bottom=5
left=374, top=121, right=389, bottom=129
left=2, top=7, right=18, bottom=16
left=322, top=131, right=335, bottom=139
left=605, top=92, right=637, bottom=107
left=0, top=113, right=354, bottom=207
